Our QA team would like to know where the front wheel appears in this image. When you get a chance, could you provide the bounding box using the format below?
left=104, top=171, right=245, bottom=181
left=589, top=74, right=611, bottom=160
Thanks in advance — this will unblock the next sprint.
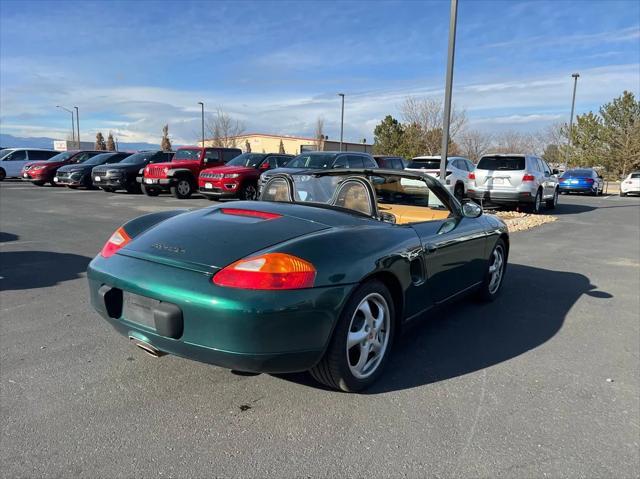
left=32, top=181, right=46, bottom=186
left=141, top=184, right=160, bottom=196
left=476, top=238, right=507, bottom=302
left=240, top=183, right=258, bottom=200
left=545, top=188, right=558, bottom=209
left=310, top=280, right=395, bottom=392
left=620, top=191, right=627, bottom=197
left=0, top=168, right=5, bottom=181
left=170, top=178, right=193, bottom=199
left=101, top=187, right=115, bottom=193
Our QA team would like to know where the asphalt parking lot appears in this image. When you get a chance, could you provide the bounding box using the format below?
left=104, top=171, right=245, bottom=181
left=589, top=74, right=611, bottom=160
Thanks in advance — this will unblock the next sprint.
left=1, top=181, right=639, bottom=478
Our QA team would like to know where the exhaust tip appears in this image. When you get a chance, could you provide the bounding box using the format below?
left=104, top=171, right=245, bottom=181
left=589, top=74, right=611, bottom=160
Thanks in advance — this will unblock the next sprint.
left=129, top=336, right=165, bottom=358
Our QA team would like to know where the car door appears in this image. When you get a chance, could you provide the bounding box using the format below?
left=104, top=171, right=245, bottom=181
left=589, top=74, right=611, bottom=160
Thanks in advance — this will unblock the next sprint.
left=539, top=159, right=555, bottom=198
left=403, top=180, right=488, bottom=304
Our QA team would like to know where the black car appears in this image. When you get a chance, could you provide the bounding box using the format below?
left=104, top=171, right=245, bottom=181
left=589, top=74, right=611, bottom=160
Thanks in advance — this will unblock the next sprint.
left=259, top=151, right=378, bottom=191
left=92, top=150, right=174, bottom=193
left=54, top=152, right=132, bottom=188
left=373, top=155, right=406, bottom=169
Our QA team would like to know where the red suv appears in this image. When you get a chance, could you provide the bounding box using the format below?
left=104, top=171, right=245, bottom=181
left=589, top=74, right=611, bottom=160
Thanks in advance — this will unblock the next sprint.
left=139, top=146, right=241, bottom=199
left=21, top=150, right=102, bottom=186
left=199, top=152, right=293, bottom=200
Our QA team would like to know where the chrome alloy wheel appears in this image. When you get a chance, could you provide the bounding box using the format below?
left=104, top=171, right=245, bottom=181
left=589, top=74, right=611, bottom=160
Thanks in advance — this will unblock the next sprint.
left=177, top=180, right=191, bottom=196
left=243, top=184, right=258, bottom=200
left=488, top=244, right=505, bottom=294
left=346, top=293, right=390, bottom=379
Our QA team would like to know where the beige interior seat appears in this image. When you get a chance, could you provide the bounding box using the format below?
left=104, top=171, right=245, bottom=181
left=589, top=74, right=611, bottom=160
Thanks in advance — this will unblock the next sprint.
left=378, top=204, right=450, bottom=224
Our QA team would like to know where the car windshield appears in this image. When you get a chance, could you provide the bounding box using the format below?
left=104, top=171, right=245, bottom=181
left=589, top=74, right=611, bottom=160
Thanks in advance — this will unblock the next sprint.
left=0, top=149, right=13, bottom=159
left=82, top=153, right=116, bottom=166
left=119, top=152, right=158, bottom=164
left=562, top=169, right=592, bottom=178
left=226, top=153, right=266, bottom=168
left=286, top=153, right=338, bottom=169
left=263, top=172, right=449, bottom=219
left=173, top=149, right=201, bottom=160
left=477, top=156, right=526, bottom=171
left=407, top=158, right=444, bottom=169
left=45, top=151, right=75, bottom=162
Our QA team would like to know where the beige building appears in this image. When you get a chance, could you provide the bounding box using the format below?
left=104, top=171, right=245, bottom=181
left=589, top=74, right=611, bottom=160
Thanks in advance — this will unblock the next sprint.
left=202, top=133, right=372, bottom=155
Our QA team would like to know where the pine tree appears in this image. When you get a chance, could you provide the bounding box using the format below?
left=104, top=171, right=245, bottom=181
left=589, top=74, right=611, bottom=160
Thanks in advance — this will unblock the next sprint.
left=278, top=139, right=285, bottom=154
left=106, top=132, right=116, bottom=151
left=95, top=132, right=106, bottom=151
left=245, top=140, right=251, bottom=153
left=161, top=124, right=172, bottom=151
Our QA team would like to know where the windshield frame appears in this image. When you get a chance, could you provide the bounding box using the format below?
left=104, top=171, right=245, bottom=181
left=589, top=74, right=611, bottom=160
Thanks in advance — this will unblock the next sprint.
left=285, top=153, right=339, bottom=169
left=173, top=148, right=202, bottom=161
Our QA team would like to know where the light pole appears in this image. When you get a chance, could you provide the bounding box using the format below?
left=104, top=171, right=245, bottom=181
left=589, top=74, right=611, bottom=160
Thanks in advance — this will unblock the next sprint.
left=56, top=105, right=75, bottom=148
left=566, top=73, right=580, bottom=166
left=197, top=102, right=205, bottom=147
left=338, top=93, right=345, bottom=152
left=74, top=106, right=80, bottom=148
left=440, top=0, right=458, bottom=182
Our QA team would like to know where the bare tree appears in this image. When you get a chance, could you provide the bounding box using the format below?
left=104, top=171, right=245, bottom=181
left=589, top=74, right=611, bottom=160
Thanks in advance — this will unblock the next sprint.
left=106, top=132, right=116, bottom=151
left=491, top=130, right=540, bottom=154
left=206, top=108, right=245, bottom=147
left=245, top=140, right=251, bottom=153
left=315, top=117, right=325, bottom=150
left=279, top=139, right=285, bottom=154
left=161, top=124, right=172, bottom=151
left=458, top=129, right=492, bottom=162
left=400, top=97, right=467, bottom=155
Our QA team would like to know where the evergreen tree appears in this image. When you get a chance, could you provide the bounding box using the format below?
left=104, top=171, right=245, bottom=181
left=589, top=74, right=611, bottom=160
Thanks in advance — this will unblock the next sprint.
left=278, top=139, right=285, bottom=154
left=106, top=132, right=116, bottom=151
left=373, top=115, right=404, bottom=155
left=95, top=132, right=106, bottom=151
left=161, top=124, right=172, bottom=151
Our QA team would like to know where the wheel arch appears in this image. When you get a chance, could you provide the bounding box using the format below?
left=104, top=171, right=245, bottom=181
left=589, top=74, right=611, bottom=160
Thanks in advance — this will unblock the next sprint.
left=359, top=270, right=405, bottom=335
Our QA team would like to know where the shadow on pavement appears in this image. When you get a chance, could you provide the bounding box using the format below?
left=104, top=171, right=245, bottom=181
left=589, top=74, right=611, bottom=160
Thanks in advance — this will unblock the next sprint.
left=0, top=251, right=91, bottom=291
left=278, top=263, right=612, bottom=393
left=0, top=232, right=19, bottom=243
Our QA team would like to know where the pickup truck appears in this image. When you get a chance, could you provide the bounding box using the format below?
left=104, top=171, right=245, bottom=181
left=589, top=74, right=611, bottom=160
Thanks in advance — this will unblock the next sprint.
left=139, top=146, right=241, bottom=199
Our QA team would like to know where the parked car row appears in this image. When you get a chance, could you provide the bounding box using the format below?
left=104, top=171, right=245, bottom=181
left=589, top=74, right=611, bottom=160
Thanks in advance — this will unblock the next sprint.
left=9, top=146, right=631, bottom=209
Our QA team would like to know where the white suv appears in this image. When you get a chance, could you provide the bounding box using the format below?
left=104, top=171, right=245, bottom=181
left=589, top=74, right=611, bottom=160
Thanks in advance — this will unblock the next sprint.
left=405, top=156, right=475, bottom=201
left=620, top=171, right=640, bottom=196
left=467, top=154, right=559, bottom=213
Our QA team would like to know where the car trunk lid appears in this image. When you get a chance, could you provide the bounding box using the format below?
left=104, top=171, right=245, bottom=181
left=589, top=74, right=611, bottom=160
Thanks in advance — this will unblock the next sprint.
left=475, top=155, right=526, bottom=189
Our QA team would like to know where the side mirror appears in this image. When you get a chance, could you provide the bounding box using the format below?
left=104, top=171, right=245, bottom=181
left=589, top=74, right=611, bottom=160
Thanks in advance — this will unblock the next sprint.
left=461, top=200, right=482, bottom=218
left=552, top=169, right=559, bottom=175
left=259, top=161, right=270, bottom=170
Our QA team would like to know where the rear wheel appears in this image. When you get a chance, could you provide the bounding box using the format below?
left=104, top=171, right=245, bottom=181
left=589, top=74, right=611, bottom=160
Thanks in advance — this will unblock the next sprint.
left=125, top=184, right=141, bottom=194
left=310, top=280, right=395, bottom=392
left=0, top=168, right=5, bottom=181
left=454, top=183, right=464, bottom=202
left=171, top=178, right=193, bottom=199
left=240, top=183, right=258, bottom=200
left=32, top=181, right=46, bottom=186
left=529, top=189, right=542, bottom=214
left=141, top=184, right=160, bottom=196
left=545, top=188, right=558, bottom=209
left=476, top=238, right=507, bottom=302
left=101, top=187, right=115, bottom=193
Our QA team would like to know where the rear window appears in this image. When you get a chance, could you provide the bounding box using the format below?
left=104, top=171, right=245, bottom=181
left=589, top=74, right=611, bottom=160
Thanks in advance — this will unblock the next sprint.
left=630, top=173, right=640, bottom=179
left=407, top=159, right=442, bottom=170
left=562, top=169, right=593, bottom=178
left=477, top=156, right=525, bottom=171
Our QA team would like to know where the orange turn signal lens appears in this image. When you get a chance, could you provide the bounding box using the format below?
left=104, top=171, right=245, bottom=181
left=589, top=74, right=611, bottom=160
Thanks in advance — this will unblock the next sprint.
left=100, top=227, right=131, bottom=258
left=213, top=253, right=316, bottom=290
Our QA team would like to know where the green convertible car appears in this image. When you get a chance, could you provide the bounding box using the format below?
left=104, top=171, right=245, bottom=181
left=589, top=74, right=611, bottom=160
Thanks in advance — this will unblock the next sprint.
left=88, top=169, right=509, bottom=392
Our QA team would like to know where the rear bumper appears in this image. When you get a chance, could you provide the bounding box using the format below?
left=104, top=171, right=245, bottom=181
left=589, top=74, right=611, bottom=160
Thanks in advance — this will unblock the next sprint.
left=87, top=254, right=354, bottom=373
left=558, top=184, right=593, bottom=192
left=467, top=189, right=534, bottom=204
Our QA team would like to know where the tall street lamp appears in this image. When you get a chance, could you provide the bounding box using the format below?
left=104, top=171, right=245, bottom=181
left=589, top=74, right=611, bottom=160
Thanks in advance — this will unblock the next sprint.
left=74, top=106, right=80, bottom=148
left=197, top=102, right=205, bottom=147
left=56, top=105, right=75, bottom=148
left=566, top=73, right=580, bottom=166
left=338, top=93, right=345, bottom=152
left=440, top=0, right=458, bottom=182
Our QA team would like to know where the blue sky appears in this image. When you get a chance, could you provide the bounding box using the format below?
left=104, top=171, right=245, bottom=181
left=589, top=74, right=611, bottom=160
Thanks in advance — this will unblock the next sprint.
left=1, top=0, right=638, bottom=145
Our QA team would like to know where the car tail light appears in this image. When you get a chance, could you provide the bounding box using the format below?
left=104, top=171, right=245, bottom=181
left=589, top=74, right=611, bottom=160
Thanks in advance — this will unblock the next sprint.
left=213, top=253, right=316, bottom=290
left=585, top=178, right=594, bottom=183
left=100, top=227, right=131, bottom=258
left=220, top=208, right=281, bottom=220
left=522, top=173, right=535, bottom=182
left=468, top=172, right=475, bottom=180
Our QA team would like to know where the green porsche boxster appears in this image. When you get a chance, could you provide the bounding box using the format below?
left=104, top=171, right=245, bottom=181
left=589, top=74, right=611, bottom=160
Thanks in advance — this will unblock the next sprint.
left=87, top=169, right=509, bottom=392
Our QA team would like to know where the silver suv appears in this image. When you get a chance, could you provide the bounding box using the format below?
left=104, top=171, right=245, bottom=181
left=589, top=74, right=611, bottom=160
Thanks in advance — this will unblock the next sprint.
left=405, top=156, right=475, bottom=201
left=468, top=154, right=559, bottom=213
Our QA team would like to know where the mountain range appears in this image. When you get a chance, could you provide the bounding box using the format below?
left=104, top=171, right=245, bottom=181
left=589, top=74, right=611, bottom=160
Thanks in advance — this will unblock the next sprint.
left=0, top=133, right=163, bottom=151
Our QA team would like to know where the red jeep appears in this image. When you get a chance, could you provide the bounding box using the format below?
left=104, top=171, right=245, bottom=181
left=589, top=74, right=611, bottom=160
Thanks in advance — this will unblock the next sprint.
left=198, top=152, right=293, bottom=201
left=139, top=146, right=241, bottom=198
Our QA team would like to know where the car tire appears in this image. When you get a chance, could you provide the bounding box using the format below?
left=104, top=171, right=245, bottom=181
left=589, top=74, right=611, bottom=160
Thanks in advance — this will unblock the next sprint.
left=240, top=183, right=258, bottom=201
left=0, top=168, right=5, bottom=181
left=619, top=191, right=626, bottom=197
left=101, top=187, right=115, bottom=193
left=206, top=196, right=217, bottom=202
left=529, top=189, right=543, bottom=214
left=476, top=238, right=507, bottom=302
left=126, top=184, right=141, bottom=194
left=32, top=181, right=46, bottom=186
left=310, top=280, right=395, bottom=392
left=171, top=178, right=193, bottom=199
left=545, top=188, right=558, bottom=209
left=141, top=184, right=160, bottom=196
left=454, top=183, right=464, bottom=202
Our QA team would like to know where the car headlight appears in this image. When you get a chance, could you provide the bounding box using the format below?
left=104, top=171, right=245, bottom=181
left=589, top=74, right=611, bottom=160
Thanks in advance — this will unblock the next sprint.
left=32, top=165, right=47, bottom=171
left=223, top=173, right=240, bottom=179
left=70, top=171, right=82, bottom=179
left=163, top=167, right=169, bottom=174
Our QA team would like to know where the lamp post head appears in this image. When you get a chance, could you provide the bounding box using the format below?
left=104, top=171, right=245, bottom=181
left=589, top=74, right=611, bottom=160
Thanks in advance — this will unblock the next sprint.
left=337, top=93, right=344, bottom=98
left=198, top=101, right=204, bottom=106
left=572, top=73, right=580, bottom=79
